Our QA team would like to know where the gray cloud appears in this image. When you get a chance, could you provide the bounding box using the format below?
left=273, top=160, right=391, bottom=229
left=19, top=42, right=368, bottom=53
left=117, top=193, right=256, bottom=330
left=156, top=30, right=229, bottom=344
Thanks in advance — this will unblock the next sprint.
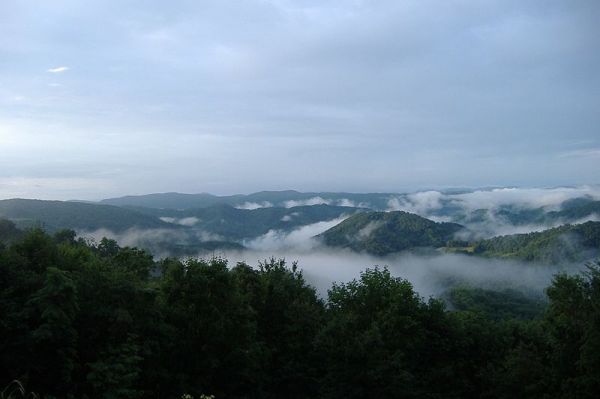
left=235, top=201, right=274, bottom=210
left=1, top=0, right=599, bottom=199
left=388, top=186, right=600, bottom=214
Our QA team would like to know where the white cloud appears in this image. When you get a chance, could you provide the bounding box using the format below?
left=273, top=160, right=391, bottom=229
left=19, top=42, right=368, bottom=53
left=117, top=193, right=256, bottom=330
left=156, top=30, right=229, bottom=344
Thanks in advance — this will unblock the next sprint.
left=387, top=191, right=444, bottom=214
left=452, top=186, right=600, bottom=211
left=558, top=148, right=600, bottom=159
left=284, top=196, right=331, bottom=208
left=245, top=215, right=349, bottom=251
left=159, top=216, right=200, bottom=226
left=178, top=216, right=200, bottom=226
left=47, top=66, right=69, bottom=73
left=236, top=201, right=273, bottom=210
left=335, top=198, right=370, bottom=208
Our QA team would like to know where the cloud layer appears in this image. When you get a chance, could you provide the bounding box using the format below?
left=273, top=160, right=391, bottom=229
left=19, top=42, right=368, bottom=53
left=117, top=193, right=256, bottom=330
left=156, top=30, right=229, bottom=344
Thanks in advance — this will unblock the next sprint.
left=1, top=1, right=599, bottom=199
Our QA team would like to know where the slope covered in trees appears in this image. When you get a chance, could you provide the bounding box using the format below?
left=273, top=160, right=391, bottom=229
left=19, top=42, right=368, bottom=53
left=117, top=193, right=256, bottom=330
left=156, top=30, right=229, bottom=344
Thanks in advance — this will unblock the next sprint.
left=0, top=200, right=367, bottom=257
left=318, top=211, right=464, bottom=255
left=137, top=203, right=365, bottom=240
left=0, top=199, right=363, bottom=243
left=546, top=199, right=600, bottom=222
left=0, top=199, right=172, bottom=232
left=468, top=221, right=600, bottom=263
left=316, top=209, right=600, bottom=264
left=1, top=228, right=600, bottom=398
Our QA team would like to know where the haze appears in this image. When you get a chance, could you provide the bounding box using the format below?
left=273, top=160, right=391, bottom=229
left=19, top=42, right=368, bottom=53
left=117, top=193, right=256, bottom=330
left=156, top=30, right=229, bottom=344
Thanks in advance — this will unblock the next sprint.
left=1, top=0, right=599, bottom=200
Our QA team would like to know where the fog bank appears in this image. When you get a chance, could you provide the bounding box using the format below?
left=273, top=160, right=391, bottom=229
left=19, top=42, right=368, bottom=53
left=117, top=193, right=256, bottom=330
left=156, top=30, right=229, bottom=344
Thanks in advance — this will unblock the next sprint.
left=219, top=248, right=578, bottom=299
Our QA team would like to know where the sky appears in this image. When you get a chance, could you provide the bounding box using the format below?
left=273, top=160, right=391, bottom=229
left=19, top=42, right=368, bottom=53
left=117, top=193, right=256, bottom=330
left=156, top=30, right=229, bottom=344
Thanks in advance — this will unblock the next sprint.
left=1, top=0, right=599, bottom=200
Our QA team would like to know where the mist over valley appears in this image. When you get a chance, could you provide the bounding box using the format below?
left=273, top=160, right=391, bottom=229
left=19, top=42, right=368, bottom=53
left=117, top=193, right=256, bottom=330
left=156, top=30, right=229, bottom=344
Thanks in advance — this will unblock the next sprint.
left=3, top=185, right=599, bottom=300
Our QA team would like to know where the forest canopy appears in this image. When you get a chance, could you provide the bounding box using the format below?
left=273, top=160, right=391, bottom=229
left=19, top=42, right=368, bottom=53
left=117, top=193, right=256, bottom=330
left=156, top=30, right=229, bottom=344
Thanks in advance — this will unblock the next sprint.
left=1, top=224, right=600, bottom=398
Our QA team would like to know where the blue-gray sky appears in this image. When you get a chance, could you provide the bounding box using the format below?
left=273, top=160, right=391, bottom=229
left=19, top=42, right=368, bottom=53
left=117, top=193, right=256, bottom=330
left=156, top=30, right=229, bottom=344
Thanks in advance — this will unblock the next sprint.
left=1, top=0, right=599, bottom=199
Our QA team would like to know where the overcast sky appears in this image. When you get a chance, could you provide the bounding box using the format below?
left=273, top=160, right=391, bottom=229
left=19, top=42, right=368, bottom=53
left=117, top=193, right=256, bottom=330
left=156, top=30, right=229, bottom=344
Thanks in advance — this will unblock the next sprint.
left=1, top=0, right=599, bottom=200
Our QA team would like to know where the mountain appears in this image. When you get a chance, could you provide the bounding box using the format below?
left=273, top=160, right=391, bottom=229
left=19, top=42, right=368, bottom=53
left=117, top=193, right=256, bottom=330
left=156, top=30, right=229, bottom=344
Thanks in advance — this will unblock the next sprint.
left=545, top=200, right=600, bottom=222
left=318, top=211, right=465, bottom=256
left=100, top=190, right=397, bottom=210
left=450, top=200, right=600, bottom=228
left=100, top=192, right=239, bottom=209
left=467, top=221, right=600, bottom=264
left=0, top=199, right=172, bottom=232
left=0, top=199, right=366, bottom=256
left=134, top=203, right=366, bottom=240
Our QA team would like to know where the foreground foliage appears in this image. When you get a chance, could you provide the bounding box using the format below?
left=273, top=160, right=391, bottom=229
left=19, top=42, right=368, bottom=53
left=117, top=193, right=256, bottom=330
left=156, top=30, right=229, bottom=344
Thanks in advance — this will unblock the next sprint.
left=1, top=224, right=599, bottom=398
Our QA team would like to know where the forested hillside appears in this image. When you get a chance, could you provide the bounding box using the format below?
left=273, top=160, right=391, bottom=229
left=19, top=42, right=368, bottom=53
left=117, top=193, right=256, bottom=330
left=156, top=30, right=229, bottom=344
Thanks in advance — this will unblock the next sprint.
left=0, top=199, right=363, bottom=247
left=318, top=211, right=464, bottom=255
left=1, top=227, right=599, bottom=398
left=467, top=221, right=600, bottom=263
left=316, top=209, right=600, bottom=264
left=0, top=199, right=171, bottom=232
left=135, top=203, right=365, bottom=240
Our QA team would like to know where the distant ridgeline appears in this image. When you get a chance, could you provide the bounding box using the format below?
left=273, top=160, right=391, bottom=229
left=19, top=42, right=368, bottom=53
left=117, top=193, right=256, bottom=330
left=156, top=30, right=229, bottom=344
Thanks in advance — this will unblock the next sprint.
left=99, top=190, right=396, bottom=210
left=0, top=199, right=171, bottom=232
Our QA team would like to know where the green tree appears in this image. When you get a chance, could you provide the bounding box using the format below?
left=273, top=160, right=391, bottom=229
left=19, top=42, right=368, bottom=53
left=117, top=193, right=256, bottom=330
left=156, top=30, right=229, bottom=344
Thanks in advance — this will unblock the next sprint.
left=248, top=258, right=325, bottom=399
left=160, top=257, right=258, bottom=398
left=26, top=267, right=79, bottom=396
left=86, top=334, right=143, bottom=399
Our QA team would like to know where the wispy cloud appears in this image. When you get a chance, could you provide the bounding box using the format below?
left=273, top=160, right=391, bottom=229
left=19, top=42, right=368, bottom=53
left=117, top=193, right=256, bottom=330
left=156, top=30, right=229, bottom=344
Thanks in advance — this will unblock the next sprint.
left=0, top=0, right=596, bottom=198
left=47, top=66, right=69, bottom=73
left=558, top=148, right=600, bottom=159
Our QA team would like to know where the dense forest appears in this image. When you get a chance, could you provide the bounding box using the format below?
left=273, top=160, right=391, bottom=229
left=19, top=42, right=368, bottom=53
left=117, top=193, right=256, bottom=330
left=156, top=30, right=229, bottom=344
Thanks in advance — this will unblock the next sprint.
left=1, top=220, right=600, bottom=398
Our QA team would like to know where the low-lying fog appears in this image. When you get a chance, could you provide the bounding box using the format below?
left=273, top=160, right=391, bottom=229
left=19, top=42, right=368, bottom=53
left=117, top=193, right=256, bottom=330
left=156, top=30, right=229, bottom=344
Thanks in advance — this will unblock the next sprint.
left=80, top=224, right=579, bottom=299
left=219, top=249, right=578, bottom=299
left=79, top=187, right=597, bottom=300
